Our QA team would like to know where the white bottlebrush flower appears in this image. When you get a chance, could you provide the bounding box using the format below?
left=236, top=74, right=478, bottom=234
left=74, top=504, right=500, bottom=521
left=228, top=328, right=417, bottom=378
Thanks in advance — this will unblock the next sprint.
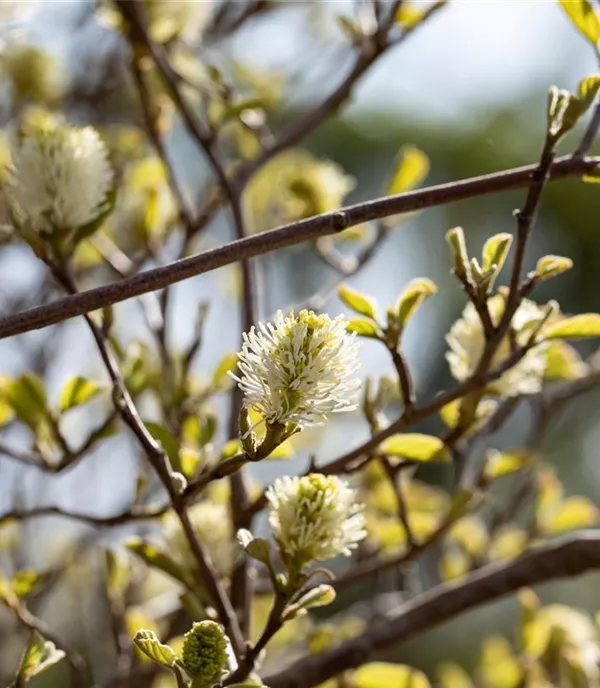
left=4, top=118, right=114, bottom=242
left=446, top=295, right=549, bottom=397
left=231, top=310, right=361, bottom=431
left=267, top=473, right=366, bottom=568
left=163, top=501, right=235, bottom=578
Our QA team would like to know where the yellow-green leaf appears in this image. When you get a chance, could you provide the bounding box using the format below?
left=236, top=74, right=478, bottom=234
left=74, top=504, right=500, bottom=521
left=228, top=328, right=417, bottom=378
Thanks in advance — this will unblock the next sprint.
left=544, top=341, right=587, bottom=381
left=338, top=284, right=378, bottom=319
left=59, top=376, right=101, bottom=412
left=584, top=164, right=600, bottom=183
left=535, top=255, right=573, bottom=281
left=345, top=318, right=381, bottom=338
left=213, top=352, right=238, bottom=389
left=395, top=278, right=437, bottom=327
left=2, top=373, right=48, bottom=430
left=0, top=398, right=14, bottom=428
left=484, top=449, right=534, bottom=481
left=132, top=629, right=177, bottom=668
left=126, top=538, right=188, bottom=586
left=354, top=662, right=431, bottom=688
left=439, top=549, right=470, bottom=582
left=19, top=631, right=65, bottom=681
left=559, top=0, right=600, bottom=46
left=578, top=74, right=600, bottom=111
left=11, top=570, right=48, bottom=599
left=378, top=433, right=448, bottom=462
left=482, top=233, right=513, bottom=273
left=545, top=313, right=600, bottom=339
left=544, top=496, right=598, bottom=534
left=222, top=438, right=242, bottom=459
left=386, top=146, right=430, bottom=196
left=438, top=662, right=474, bottom=688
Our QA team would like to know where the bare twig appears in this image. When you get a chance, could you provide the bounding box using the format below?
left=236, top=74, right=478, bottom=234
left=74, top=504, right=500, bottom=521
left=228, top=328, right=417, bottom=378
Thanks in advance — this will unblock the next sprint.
left=0, top=504, right=166, bottom=527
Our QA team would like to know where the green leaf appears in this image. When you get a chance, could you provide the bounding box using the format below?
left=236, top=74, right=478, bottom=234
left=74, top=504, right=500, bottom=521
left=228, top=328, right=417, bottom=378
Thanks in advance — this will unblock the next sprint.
left=386, top=146, right=430, bottom=195
left=559, top=0, right=600, bottom=47
left=144, top=421, right=181, bottom=471
left=395, top=278, right=437, bottom=328
left=2, top=373, right=48, bottom=430
left=126, top=538, right=189, bottom=587
left=338, top=284, right=378, bottom=319
left=545, top=313, right=600, bottom=339
left=132, top=629, right=177, bottom=668
left=484, top=450, right=534, bottom=481
left=59, top=376, right=101, bottom=412
left=378, top=433, right=448, bottom=462
left=535, top=255, right=573, bottom=281
left=11, top=570, right=48, bottom=599
left=237, top=529, right=272, bottom=566
left=222, top=438, right=242, bottom=459
left=481, top=233, right=513, bottom=273
left=544, top=341, right=587, bottom=380
left=578, top=74, right=600, bottom=111
left=19, top=631, right=65, bottom=681
left=354, top=662, right=431, bottom=688
left=544, top=496, right=598, bottom=534
left=345, top=318, right=381, bottom=338
left=213, top=352, right=238, bottom=389
left=284, top=584, right=336, bottom=620
left=438, top=662, right=475, bottom=688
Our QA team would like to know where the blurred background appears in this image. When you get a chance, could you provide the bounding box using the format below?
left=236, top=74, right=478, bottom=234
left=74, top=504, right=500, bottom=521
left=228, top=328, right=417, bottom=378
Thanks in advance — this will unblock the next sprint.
left=1, top=1, right=600, bottom=686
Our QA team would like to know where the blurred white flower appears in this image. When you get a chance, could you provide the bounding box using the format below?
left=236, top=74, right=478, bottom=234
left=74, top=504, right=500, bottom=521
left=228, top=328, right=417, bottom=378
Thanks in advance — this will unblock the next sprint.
left=267, top=473, right=366, bottom=568
left=446, top=296, right=549, bottom=396
left=231, top=310, right=361, bottom=431
left=0, top=0, right=38, bottom=25
left=5, top=118, right=114, bottom=240
left=163, top=501, right=235, bottom=578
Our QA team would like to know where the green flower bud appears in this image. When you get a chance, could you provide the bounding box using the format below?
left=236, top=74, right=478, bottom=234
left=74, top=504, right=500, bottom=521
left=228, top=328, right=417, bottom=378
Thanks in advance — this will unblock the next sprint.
left=180, top=621, right=228, bottom=686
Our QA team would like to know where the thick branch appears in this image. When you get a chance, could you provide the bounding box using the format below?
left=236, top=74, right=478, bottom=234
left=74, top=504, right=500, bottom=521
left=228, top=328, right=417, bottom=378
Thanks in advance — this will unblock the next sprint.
left=0, top=155, right=597, bottom=341
left=264, top=530, right=600, bottom=688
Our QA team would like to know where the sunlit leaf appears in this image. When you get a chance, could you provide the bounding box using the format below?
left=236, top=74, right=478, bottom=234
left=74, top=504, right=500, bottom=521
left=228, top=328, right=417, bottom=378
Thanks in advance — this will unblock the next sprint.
left=543, top=496, right=598, bottom=534
left=395, top=278, right=437, bottom=328
left=386, top=145, right=430, bottom=195
left=222, top=439, right=242, bottom=459
left=345, top=318, right=381, bottom=338
left=577, top=74, right=600, bottom=110
left=59, top=376, right=101, bottom=412
left=2, top=373, right=48, bottom=430
left=133, top=629, right=177, bottom=668
left=482, top=233, right=513, bottom=273
left=449, top=516, right=489, bottom=557
left=437, top=662, right=475, bottom=688
left=126, top=607, right=160, bottom=663
left=354, top=662, right=431, bottom=688
left=213, top=352, right=238, bottom=389
left=559, top=0, right=600, bottom=47
left=379, top=433, right=449, bottom=462
left=439, top=549, right=470, bottom=581
left=484, top=449, right=534, bottom=481
left=545, top=313, right=600, bottom=339
left=0, top=398, right=14, bottom=428
left=338, top=284, right=378, bottom=320
left=479, top=635, right=522, bottom=688
left=489, top=527, right=528, bottom=561
left=544, top=341, right=587, bottom=381
left=535, top=254, right=574, bottom=281
left=19, top=631, right=65, bottom=681
left=11, top=570, right=48, bottom=599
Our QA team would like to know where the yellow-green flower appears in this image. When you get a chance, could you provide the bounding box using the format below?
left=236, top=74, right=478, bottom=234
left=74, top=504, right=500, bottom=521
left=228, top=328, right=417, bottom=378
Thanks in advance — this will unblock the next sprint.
left=180, top=621, right=229, bottom=685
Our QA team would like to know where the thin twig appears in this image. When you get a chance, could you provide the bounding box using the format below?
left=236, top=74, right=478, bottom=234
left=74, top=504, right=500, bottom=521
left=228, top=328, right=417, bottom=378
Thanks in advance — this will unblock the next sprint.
left=0, top=504, right=166, bottom=527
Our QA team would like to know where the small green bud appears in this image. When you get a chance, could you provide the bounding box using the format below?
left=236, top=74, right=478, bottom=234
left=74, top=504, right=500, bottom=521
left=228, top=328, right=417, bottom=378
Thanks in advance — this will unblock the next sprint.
left=180, top=621, right=229, bottom=686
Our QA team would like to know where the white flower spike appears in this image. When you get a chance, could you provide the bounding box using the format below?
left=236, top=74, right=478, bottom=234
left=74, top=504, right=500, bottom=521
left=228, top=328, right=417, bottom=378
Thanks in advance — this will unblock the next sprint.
left=446, top=295, right=549, bottom=397
left=267, top=473, right=366, bottom=570
left=231, top=310, right=361, bottom=432
left=5, top=117, right=114, bottom=244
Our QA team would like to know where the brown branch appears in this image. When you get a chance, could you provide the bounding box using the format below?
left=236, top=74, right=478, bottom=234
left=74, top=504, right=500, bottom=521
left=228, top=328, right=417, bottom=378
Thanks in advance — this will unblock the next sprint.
left=0, top=504, right=166, bottom=527
left=264, top=530, right=600, bottom=688
left=0, top=154, right=596, bottom=341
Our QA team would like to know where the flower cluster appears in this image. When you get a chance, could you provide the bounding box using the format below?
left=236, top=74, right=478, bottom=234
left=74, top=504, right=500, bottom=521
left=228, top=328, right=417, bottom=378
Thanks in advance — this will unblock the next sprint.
left=3, top=116, right=114, bottom=247
left=245, top=149, right=355, bottom=232
left=267, top=473, right=366, bottom=569
left=180, top=620, right=229, bottom=685
left=446, top=295, right=549, bottom=396
left=163, top=502, right=235, bottom=579
left=232, top=310, right=361, bottom=431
